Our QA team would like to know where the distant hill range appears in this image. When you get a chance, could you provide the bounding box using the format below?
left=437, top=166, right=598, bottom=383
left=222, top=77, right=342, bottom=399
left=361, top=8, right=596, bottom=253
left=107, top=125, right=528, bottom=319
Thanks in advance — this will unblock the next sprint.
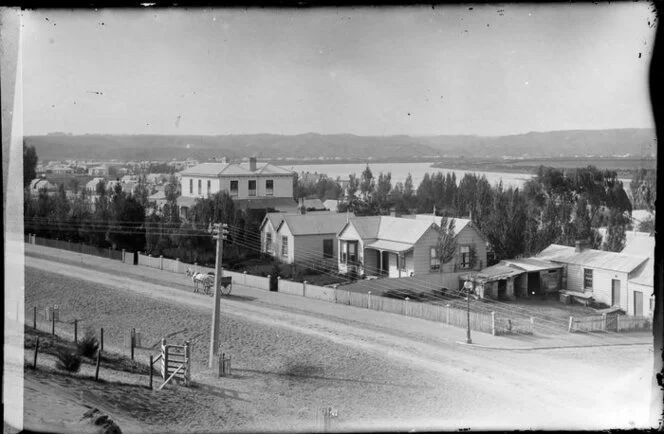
left=25, top=128, right=656, bottom=162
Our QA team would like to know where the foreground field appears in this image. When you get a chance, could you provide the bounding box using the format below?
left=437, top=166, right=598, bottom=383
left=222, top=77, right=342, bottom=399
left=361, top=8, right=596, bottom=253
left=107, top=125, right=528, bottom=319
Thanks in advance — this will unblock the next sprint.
left=20, top=249, right=655, bottom=432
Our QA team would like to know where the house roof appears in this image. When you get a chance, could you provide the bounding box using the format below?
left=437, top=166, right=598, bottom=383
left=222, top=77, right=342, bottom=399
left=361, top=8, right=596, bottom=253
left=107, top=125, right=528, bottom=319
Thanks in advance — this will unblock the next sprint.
left=413, top=215, right=487, bottom=240
left=279, top=212, right=355, bottom=236
left=537, top=244, right=648, bottom=274
left=180, top=162, right=293, bottom=177
left=622, top=232, right=655, bottom=258
left=301, top=198, right=326, bottom=210
left=463, top=263, right=525, bottom=283
left=176, top=196, right=199, bottom=208
left=501, top=257, right=563, bottom=272
left=365, top=239, right=413, bottom=253
left=148, top=191, right=166, bottom=201
left=340, top=216, right=381, bottom=240
left=323, top=199, right=339, bottom=211
left=377, top=216, right=437, bottom=244
left=629, top=258, right=653, bottom=287
left=261, top=212, right=287, bottom=232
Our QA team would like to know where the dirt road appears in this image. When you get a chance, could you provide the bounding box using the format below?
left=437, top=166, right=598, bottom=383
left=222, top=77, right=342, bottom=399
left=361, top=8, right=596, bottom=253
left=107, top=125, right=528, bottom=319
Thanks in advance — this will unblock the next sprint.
left=22, top=247, right=654, bottom=430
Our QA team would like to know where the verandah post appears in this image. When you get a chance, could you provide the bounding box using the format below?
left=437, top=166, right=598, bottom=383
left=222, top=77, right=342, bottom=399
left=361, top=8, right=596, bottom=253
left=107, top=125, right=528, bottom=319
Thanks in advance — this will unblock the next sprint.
left=491, top=311, right=496, bottom=336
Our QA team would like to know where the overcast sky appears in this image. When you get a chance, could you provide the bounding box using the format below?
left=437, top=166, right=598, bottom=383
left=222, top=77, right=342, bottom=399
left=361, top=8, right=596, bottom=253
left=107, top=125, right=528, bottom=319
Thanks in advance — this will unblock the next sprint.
left=21, top=5, right=656, bottom=137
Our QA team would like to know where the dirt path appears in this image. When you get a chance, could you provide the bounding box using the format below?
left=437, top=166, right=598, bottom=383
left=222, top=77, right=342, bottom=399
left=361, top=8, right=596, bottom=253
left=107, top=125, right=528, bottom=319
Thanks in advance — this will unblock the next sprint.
left=22, top=248, right=655, bottom=430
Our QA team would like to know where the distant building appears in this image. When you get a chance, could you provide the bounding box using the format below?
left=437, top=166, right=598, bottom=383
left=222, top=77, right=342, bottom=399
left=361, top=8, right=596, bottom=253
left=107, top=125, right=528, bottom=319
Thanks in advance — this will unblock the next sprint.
left=88, top=164, right=109, bottom=177
left=28, top=179, right=57, bottom=197
left=176, top=157, right=294, bottom=219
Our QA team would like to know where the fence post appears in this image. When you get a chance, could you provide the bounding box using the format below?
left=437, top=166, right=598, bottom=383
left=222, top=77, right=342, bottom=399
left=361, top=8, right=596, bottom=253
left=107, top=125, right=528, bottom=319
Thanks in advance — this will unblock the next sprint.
left=131, top=328, right=136, bottom=361
left=446, top=304, right=450, bottom=325
left=100, top=327, right=104, bottom=351
left=74, top=319, right=78, bottom=343
left=33, top=306, right=37, bottom=329
left=277, top=276, right=281, bottom=292
left=347, top=290, right=351, bottom=305
left=568, top=316, right=574, bottom=333
left=33, top=337, right=40, bottom=369
left=149, top=355, right=154, bottom=389
left=367, top=291, right=372, bottom=310
left=160, top=255, right=164, bottom=270
left=602, top=313, right=607, bottom=332
left=95, top=349, right=101, bottom=381
left=122, top=249, right=126, bottom=263
left=530, top=316, right=535, bottom=334
left=302, top=281, right=307, bottom=297
left=51, top=310, right=55, bottom=336
left=491, top=311, right=496, bottom=336
left=184, top=340, right=191, bottom=386
left=243, top=271, right=247, bottom=285
left=404, top=297, right=409, bottom=316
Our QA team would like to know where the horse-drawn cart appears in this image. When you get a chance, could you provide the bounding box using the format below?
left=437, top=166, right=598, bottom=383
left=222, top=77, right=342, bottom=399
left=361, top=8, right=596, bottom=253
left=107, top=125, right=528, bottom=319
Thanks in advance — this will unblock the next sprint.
left=186, top=268, right=232, bottom=296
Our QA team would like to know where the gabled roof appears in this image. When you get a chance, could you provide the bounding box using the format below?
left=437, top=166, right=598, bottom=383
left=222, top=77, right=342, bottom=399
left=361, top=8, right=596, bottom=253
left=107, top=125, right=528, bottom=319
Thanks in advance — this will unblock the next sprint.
left=413, top=215, right=486, bottom=240
left=260, top=212, right=287, bottom=232
left=279, top=212, right=355, bottom=236
left=537, top=244, right=648, bottom=274
left=323, top=199, right=339, bottom=211
left=629, top=258, right=653, bottom=287
left=377, top=216, right=437, bottom=244
left=301, top=198, right=326, bottom=210
left=622, top=232, right=655, bottom=258
left=339, top=216, right=381, bottom=240
left=501, top=257, right=562, bottom=272
left=180, top=162, right=293, bottom=177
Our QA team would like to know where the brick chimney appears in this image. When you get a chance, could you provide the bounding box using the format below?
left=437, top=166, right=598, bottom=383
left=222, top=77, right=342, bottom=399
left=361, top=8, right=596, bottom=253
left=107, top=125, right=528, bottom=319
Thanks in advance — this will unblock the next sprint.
left=249, top=157, right=257, bottom=172
left=575, top=240, right=588, bottom=253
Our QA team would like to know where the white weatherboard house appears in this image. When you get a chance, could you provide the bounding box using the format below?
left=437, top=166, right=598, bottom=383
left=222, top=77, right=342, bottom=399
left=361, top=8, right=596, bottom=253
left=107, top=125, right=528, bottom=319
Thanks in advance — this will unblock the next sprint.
left=274, top=213, right=354, bottom=265
left=336, top=216, right=441, bottom=278
left=176, top=157, right=295, bottom=218
left=260, top=211, right=353, bottom=265
left=537, top=242, right=649, bottom=315
left=621, top=234, right=655, bottom=317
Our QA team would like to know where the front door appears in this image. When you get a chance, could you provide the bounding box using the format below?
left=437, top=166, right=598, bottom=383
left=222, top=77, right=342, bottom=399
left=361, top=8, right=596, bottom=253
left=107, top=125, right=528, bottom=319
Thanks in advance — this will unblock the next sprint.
left=381, top=251, right=390, bottom=275
left=611, top=280, right=621, bottom=307
left=634, top=291, right=643, bottom=316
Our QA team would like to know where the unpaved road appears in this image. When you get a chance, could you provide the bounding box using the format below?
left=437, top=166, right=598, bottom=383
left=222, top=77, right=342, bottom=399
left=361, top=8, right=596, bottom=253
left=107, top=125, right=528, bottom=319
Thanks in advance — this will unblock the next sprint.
left=22, top=247, right=655, bottom=430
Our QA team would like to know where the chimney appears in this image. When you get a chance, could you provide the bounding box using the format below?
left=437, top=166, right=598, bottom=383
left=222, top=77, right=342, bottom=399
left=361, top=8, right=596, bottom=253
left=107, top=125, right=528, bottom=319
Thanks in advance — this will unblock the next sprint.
left=249, top=157, right=257, bottom=172
left=575, top=240, right=588, bottom=253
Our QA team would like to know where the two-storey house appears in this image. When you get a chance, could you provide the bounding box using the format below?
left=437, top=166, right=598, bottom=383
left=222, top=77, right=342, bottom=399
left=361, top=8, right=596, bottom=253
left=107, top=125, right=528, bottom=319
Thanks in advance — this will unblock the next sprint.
left=177, top=157, right=295, bottom=219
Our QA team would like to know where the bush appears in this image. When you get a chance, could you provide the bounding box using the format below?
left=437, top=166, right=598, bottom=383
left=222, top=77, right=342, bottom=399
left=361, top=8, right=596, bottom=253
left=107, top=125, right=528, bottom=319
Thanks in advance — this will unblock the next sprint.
left=77, top=330, right=99, bottom=358
left=55, top=349, right=82, bottom=373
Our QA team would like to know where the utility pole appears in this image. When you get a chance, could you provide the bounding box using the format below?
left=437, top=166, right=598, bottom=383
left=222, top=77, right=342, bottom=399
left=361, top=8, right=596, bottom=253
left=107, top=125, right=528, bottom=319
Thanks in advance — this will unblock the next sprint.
left=209, top=222, right=228, bottom=368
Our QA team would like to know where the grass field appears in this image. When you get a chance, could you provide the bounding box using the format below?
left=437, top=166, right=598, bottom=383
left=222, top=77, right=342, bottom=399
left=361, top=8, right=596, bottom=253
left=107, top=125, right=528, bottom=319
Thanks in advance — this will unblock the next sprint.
left=24, top=267, right=484, bottom=432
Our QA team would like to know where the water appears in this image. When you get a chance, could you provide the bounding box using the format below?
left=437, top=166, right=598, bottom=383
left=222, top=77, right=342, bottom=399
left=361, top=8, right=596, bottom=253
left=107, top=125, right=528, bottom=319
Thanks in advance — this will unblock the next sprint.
left=288, top=162, right=534, bottom=189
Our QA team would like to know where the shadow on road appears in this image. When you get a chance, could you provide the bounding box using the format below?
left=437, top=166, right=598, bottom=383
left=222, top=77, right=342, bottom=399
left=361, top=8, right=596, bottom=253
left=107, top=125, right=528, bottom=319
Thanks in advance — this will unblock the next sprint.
left=233, top=368, right=435, bottom=390
left=189, top=382, right=251, bottom=402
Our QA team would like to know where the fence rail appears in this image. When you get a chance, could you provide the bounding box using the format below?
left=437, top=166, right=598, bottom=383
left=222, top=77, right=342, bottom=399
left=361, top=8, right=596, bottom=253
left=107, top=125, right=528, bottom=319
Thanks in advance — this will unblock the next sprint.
left=616, top=315, right=652, bottom=332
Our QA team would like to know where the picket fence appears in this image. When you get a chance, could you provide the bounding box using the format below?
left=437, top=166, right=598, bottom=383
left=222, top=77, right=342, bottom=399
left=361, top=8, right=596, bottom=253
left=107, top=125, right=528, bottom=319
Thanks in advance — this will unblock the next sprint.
left=617, top=315, right=652, bottom=332
left=568, top=314, right=651, bottom=333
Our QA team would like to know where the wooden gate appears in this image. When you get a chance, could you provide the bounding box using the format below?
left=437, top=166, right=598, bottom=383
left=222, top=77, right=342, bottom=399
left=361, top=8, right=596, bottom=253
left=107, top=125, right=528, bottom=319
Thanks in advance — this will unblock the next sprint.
left=159, top=339, right=191, bottom=388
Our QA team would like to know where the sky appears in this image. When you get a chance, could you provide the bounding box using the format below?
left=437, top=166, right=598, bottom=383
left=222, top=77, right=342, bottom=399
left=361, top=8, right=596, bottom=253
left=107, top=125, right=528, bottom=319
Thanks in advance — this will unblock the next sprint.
left=20, top=5, right=657, bottom=137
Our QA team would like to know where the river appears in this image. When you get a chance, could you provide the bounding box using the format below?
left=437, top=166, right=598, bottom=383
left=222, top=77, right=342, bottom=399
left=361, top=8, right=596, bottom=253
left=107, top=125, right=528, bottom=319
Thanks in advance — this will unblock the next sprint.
left=288, top=162, right=534, bottom=189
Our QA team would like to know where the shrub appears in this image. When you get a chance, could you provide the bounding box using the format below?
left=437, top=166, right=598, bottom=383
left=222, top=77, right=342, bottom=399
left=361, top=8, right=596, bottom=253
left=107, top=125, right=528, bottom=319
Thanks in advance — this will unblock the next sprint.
left=77, top=330, right=100, bottom=358
left=55, top=349, right=82, bottom=373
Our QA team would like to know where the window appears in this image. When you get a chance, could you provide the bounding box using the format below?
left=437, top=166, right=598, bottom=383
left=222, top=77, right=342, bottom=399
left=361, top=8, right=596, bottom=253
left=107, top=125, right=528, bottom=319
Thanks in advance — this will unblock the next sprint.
left=207, top=180, right=211, bottom=194
left=281, top=236, right=288, bottom=257
left=323, top=239, right=333, bottom=258
left=198, top=179, right=202, bottom=195
left=430, top=247, right=440, bottom=271
left=460, top=245, right=471, bottom=269
left=340, top=242, right=347, bottom=263
left=189, top=179, right=193, bottom=194
left=230, top=180, right=238, bottom=196
left=266, top=180, right=274, bottom=196
left=248, top=180, right=257, bottom=196
left=348, top=242, right=357, bottom=264
left=265, top=233, right=272, bottom=253
left=583, top=268, right=593, bottom=289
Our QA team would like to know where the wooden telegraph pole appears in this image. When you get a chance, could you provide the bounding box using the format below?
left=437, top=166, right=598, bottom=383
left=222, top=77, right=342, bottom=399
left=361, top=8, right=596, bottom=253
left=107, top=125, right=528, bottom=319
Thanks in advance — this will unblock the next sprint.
left=209, top=222, right=228, bottom=368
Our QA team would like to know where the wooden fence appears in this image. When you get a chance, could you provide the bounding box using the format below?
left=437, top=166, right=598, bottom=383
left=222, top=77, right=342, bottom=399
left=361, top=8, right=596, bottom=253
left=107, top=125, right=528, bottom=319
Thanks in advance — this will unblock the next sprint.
left=569, top=315, right=608, bottom=332
left=30, top=235, right=124, bottom=261
left=616, top=315, right=652, bottom=332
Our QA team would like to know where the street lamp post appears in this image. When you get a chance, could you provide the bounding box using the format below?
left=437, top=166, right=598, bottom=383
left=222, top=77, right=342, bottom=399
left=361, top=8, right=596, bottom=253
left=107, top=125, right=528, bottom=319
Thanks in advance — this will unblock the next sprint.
left=463, top=280, right=473, bottom=344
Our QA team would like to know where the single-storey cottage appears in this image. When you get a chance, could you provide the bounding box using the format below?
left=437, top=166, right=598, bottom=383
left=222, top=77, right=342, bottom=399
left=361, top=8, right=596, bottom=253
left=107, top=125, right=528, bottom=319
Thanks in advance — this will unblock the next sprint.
left=537, top=241, right=649, bottom=314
